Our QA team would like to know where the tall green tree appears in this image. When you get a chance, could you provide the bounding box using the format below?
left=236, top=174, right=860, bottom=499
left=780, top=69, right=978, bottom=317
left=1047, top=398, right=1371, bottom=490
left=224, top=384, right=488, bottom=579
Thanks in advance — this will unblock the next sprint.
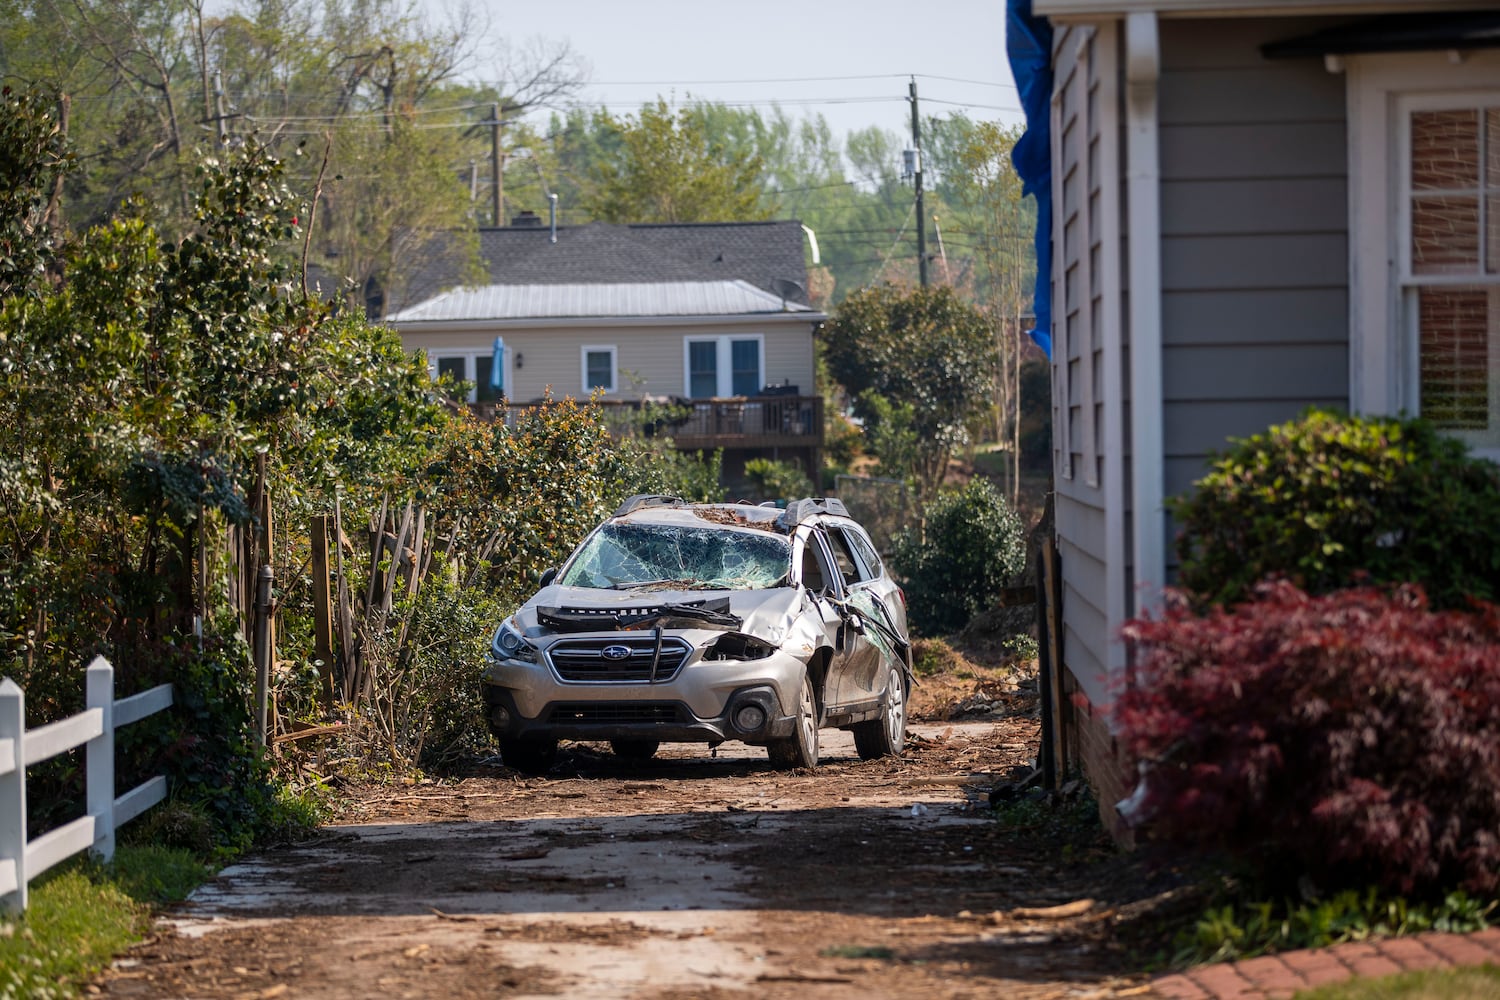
left=0, top=87, right=73, bottom=298
left=944, top=118, right=1037, bottom=500
left=821, top=283, right=996, bottom=503
left=583, top=98, right=771, bottom=223
left=1, top=0, right=584, bottom=313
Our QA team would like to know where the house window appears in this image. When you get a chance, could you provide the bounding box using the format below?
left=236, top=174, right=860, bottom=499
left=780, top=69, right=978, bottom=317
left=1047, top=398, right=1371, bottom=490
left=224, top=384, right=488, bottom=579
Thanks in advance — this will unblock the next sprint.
left=688, top=340, right=718, bottom=398
left=428, top=350, right=504, bottom=403
left=731, top=339, right=760, bottom=396
left=1349, top=51, right=1500, bottom=461
left=1403, top=103, right=1500, bottom=449
left=683, top=335, right=764, bottom=398
left=581, top=345, right=617, bottom=394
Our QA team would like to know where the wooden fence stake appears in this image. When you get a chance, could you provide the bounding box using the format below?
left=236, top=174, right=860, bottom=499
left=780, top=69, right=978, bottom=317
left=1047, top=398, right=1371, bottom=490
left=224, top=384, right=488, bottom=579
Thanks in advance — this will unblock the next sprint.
left=311, top=516, right=335, bottom=706
left=254, top=565, right=274, bottom=747
left=1042, top=538, right=1066, bottom=784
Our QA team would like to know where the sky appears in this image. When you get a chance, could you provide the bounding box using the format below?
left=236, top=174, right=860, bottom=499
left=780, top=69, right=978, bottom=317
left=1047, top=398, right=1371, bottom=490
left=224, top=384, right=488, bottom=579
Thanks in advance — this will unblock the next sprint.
left=457, top=0, right=1023, bottom=142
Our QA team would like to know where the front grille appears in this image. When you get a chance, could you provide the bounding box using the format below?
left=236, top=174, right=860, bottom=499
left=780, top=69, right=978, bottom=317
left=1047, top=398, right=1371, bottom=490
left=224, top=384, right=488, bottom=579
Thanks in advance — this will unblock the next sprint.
left=546, top=703, right=684, bottom=725
left=546, top=636, right=692, bottom=682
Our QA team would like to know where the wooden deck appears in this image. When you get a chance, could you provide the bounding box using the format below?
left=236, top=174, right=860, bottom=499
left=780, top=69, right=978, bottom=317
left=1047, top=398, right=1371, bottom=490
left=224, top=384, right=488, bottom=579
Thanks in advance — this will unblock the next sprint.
left=473, top=396, right=825, bottom=456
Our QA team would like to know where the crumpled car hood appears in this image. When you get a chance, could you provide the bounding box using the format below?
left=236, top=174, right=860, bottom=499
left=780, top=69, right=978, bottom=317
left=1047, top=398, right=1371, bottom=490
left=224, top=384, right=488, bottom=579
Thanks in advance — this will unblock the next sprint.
left=515, top=585, right=805, bottom=645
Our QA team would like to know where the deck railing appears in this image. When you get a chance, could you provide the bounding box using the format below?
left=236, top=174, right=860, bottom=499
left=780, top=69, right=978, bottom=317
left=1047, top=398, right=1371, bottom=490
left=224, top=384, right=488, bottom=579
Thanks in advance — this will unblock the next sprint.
left=472, top=395, right=825, bottom=451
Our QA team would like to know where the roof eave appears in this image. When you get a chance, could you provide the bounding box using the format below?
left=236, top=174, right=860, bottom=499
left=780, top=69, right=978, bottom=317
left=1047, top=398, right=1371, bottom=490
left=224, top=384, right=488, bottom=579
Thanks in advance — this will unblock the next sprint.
left=1035, top=0, right=1499, bottom=21
left=389, top=311, right=827, bottom=332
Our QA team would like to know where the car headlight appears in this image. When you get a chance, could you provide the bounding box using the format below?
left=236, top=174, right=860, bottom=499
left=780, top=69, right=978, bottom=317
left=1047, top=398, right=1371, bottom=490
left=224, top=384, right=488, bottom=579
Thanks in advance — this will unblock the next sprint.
left=493, top=619, right=537, bottom=663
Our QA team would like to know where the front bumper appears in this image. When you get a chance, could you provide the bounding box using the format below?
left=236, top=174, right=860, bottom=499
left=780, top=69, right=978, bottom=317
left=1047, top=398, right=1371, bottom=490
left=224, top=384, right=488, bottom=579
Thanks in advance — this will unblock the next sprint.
left=481, top=638, right=808, bottom=746
left=482, top=681, right=796, bottom=744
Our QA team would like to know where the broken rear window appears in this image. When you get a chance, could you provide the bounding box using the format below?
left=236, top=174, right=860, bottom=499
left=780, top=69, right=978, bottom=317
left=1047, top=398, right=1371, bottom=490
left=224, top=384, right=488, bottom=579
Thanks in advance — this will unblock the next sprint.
left=558, top=523, right=791, bottom=591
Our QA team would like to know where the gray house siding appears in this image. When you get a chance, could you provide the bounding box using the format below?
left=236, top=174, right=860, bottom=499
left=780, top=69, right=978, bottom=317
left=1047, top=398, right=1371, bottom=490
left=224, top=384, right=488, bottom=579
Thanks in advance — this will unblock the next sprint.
left=1158, top=18, right=1352, bottom=506
left=1051, top=22, right=1126, bottom=708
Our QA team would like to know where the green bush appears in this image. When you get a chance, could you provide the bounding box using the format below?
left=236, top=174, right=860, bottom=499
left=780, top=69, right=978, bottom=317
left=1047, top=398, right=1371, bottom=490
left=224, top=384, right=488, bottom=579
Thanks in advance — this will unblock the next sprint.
left=891, top=478, right=1026, bottom=635
left=1172, top=409, right=1500, bottom=610
left=742, top=457, right=814, bottom=502
left=1175, top=886, right=1496, bottom=967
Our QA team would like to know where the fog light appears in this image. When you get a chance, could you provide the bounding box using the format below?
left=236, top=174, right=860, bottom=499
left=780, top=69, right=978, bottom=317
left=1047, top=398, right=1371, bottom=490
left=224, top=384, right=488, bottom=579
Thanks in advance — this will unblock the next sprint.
left=490, top=704, right=511, bottom=728
left=734, top=704, right=767, bottom=732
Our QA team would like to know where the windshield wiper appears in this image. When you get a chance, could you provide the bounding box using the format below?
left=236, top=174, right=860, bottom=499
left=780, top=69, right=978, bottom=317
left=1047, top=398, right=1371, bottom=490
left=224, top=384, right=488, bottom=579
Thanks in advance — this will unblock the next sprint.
left=612, top=578, right=699, bottom=590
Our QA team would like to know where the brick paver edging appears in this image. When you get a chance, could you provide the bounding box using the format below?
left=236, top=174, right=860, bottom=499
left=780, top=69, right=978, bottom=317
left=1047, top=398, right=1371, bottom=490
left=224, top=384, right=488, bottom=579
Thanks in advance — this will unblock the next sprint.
left=1151, top=927, right=1500, bottom=999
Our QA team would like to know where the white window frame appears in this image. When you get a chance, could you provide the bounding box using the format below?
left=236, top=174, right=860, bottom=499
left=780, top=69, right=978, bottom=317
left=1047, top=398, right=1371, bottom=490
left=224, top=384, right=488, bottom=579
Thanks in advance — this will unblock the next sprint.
left=1348, top=50, right=1500, bottom=461
left=425, top=347, right=508, bottom=403
left=580, top=344, right=618, bottom=395
left=681, top=334, right=765, bottom=398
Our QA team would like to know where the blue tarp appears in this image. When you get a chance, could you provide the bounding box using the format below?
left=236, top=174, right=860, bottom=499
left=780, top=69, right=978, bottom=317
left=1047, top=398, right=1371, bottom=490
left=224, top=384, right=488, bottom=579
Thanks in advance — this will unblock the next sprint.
left=1006, top=0, right=1054, bottom=359
left=490, top=336, right=505, bottom=393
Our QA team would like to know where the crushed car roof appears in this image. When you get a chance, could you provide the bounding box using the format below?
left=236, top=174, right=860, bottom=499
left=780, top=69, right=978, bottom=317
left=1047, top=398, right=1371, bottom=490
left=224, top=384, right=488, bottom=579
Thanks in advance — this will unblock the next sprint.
left=611, top=495, right=852, bottom=533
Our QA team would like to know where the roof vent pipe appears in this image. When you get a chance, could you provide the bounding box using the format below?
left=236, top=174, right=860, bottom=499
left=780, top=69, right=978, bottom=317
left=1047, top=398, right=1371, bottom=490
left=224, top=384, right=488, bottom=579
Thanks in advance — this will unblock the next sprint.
left=548, top=193, right=558, bottom=243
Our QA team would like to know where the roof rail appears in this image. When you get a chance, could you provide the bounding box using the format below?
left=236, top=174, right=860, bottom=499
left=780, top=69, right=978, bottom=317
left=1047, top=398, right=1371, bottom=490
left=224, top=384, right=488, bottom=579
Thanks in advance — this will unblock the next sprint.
left=778, top=496, right=849, bottom=527
left=613, top=494, right=685, bottom=517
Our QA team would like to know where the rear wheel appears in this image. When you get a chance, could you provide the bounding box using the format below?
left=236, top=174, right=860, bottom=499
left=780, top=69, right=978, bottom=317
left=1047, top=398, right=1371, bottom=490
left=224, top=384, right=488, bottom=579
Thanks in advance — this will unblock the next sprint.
left=609, top=739, right=659, bottom=761
left=768, top=672, right=819, bottom=770
left=853, top=663, right=907, bottom=760
left=499, top=736, right=558, bottom=775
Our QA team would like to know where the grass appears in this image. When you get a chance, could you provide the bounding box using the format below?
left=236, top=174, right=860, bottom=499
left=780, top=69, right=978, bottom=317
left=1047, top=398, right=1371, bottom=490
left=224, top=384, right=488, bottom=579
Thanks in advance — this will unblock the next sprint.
left=1294, top=964, right=1500, bottom=999
left=0, top=845, right=211, bottom=999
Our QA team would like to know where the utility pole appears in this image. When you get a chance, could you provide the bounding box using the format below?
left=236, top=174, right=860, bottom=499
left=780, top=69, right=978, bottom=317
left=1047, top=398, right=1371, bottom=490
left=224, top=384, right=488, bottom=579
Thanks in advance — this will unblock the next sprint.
left=214, top=71, right=228, bottom=143
left=489, top=102, right=503, bottom=227
left=909, top=77, right=928, bottom=287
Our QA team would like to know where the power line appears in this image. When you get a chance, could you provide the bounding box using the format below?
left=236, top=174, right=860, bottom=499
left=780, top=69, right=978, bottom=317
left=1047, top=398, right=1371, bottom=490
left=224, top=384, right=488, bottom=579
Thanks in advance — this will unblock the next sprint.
left=237, top=101, right=489, bottom=123
left=914, top=73, right=1017, bottom=90
left=771, top=180, right=857, bottom=195
left=587, top=71, right=1015, bottom=90
left=560, top=96, right=907, bottom=110
left=587, top=72, right=909, bottom=85
left=921, top=97, right=1021, bottom=113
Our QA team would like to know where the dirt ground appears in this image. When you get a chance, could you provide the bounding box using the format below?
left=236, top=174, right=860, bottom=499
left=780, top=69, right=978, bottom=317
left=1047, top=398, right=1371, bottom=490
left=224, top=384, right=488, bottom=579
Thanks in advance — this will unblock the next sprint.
left=92, top=664, right=1193, bottom=1000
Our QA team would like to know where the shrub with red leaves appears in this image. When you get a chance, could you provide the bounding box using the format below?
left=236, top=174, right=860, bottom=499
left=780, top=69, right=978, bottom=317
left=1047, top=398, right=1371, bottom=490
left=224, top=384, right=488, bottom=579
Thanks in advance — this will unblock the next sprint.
left=1115, top=581, right=1500, bottom=898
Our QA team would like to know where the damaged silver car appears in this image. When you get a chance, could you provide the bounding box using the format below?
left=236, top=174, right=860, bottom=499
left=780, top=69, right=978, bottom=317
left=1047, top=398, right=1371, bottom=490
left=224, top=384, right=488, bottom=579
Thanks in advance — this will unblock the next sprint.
left=481, top=495, right=913, bottom=773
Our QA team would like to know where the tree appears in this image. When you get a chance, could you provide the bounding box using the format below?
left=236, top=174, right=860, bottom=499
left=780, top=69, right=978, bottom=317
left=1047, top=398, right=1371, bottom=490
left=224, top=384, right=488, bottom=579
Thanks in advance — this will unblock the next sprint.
left=1, top=0, right=584, bottom=311
left=0, top=87, right=73, bottom=299
left=583, top=99, right=771, bottom=223
left=944, top=119, right=1037, bottom=503
left=821, top=283, right=996, bottom=503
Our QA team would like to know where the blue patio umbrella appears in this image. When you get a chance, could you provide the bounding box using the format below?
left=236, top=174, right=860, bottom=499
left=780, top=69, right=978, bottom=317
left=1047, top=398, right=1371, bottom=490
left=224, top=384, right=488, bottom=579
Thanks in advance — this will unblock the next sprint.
left=490, top=336, right=505, bottom=394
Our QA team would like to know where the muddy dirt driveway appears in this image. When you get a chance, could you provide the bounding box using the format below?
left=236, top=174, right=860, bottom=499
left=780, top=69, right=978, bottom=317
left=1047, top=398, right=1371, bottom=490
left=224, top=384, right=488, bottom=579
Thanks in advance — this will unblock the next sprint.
left=98, top=718, right=1161, bottom=999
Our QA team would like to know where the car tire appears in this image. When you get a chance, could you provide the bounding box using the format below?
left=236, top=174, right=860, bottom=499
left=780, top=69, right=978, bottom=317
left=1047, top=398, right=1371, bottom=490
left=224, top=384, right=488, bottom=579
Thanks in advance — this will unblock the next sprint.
left=610, top=739, right=659, bottom=761
left=768, top=672, right=819, bottom=770
left=853, top=663, right=907, bottom=760
left=499, top=736, right=558, bottom=775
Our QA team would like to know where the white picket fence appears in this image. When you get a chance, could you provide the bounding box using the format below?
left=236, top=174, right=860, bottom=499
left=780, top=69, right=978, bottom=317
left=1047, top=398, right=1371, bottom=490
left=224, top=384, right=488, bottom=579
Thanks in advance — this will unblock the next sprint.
left=0, top=656, right=174, bottom=914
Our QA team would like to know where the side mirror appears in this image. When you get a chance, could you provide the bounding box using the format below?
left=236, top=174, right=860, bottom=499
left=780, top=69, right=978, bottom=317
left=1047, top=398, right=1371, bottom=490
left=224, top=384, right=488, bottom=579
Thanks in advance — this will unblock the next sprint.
left=538, top=567, right=557, bottom=587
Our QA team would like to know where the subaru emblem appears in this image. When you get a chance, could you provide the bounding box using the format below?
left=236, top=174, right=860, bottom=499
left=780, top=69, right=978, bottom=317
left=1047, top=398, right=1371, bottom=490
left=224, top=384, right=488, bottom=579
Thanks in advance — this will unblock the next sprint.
left=601, top=644, right=632, bottom=660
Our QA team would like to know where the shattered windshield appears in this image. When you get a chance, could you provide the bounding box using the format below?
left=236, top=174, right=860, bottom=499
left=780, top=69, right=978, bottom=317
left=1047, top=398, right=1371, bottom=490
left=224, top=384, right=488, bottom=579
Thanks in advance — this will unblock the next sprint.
left=558, top=522, right=791, bottom=591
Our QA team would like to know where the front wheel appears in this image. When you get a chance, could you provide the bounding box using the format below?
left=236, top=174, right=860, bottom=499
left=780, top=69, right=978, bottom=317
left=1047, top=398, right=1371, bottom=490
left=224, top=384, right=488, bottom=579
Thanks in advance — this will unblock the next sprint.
left=853, top=663, right=907, bottom=760
left=768, top=672, right=819, bottom=770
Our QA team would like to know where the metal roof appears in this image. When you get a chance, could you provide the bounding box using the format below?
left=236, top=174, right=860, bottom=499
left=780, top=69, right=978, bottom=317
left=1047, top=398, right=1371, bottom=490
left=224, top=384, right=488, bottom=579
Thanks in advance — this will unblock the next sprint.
left=385, top=220, right=813, bottom=317
left=386, top=279, right=818, bottom=324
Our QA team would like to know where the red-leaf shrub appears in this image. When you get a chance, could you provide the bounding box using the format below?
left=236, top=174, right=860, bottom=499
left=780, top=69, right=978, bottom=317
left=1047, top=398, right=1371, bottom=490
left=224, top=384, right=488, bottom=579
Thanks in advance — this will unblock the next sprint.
left=1115, top=581, right=1500, bottom=897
